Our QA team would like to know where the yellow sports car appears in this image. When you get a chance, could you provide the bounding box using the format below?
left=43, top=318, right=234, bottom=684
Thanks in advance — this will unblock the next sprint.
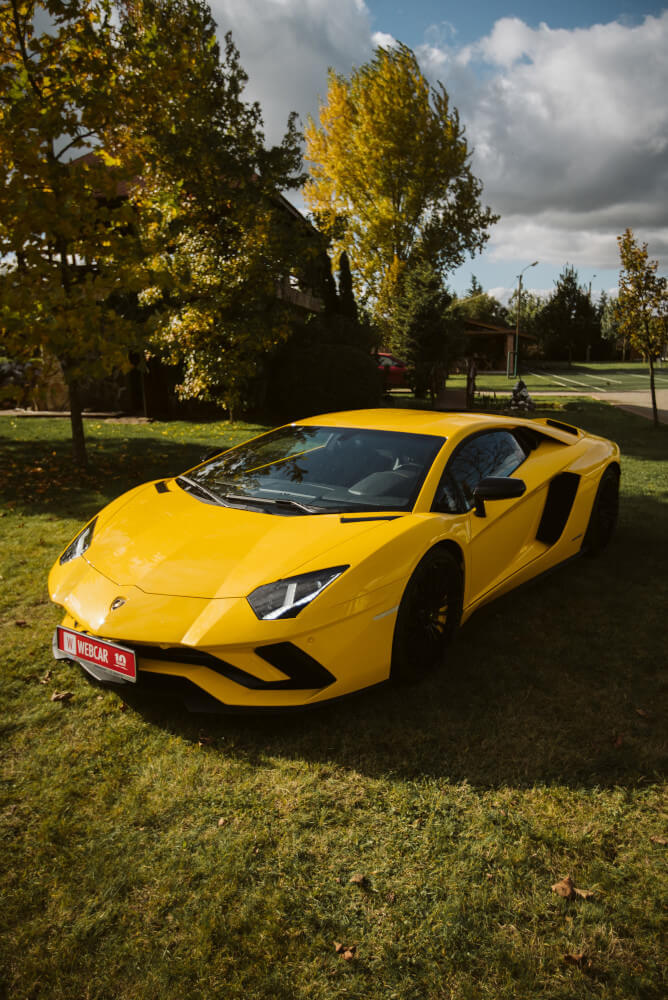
left=49, top=409, right=620, bottom=711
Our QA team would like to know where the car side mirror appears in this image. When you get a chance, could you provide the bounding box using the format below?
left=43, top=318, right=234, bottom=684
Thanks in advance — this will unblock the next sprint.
left=473, top=477, right=526, bottom=518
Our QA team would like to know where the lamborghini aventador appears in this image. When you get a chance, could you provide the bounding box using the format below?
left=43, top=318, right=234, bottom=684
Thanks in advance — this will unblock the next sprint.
left=49, top=409, right=620, bottom=710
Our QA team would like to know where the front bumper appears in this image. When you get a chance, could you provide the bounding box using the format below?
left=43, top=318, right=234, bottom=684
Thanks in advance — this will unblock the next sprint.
left=50, top=561, right=402, bottom=710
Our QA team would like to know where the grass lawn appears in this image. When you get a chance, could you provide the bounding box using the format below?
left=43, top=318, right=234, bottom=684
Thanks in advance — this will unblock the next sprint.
left=445, top=361, right=668, bottom=396
left=1, top=403, right=666, bottom=1000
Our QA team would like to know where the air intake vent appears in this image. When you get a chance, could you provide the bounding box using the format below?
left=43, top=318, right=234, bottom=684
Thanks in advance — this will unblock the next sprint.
left=546, top=419, right=579, bottom=436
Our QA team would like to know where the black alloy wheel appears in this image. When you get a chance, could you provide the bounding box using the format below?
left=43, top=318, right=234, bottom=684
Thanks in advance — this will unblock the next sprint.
left=582, top=465, right=620, bottom=556
left=391, top=548, right=463, bottom=683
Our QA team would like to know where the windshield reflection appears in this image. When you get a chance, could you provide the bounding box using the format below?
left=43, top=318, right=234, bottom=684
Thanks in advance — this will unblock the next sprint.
left=180, top=426, right=446, bottom=515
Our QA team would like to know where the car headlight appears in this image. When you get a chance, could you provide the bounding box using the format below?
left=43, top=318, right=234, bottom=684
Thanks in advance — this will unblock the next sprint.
left=59, top=518, right=98, bottom=565
left=247, top=566, right=349, bottom=620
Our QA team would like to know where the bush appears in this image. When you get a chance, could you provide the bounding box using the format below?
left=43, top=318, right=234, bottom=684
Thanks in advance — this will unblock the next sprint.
left=267, top=341, right=382, bottom=422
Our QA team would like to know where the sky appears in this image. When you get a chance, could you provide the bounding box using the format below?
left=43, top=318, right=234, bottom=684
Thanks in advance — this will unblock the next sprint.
left=207, top=1, right=668, bottom=302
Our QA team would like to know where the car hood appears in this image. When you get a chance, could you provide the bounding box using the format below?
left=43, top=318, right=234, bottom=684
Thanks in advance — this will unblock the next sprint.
left=83, top=480, right=391, bottom=599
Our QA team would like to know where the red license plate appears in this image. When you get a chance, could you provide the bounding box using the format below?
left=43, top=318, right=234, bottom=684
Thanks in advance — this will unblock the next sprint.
left=56, top=627, right=137, bottom=682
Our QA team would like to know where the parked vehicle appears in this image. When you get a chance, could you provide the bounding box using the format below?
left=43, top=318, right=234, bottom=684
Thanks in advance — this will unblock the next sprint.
left=376, top=352, right=409, bottom=389
left=50, top=408, right=620, bottom=712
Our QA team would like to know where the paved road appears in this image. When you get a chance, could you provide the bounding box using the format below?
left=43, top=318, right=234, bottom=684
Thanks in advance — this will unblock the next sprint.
left=588, top=389, right=668, bottom=425
left=527, top=388, right=668, bottom=424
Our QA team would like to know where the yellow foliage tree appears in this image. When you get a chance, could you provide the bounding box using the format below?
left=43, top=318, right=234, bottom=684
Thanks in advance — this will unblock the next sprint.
left=0, top=0, right=147, bottom=467
left=616, top=228, right=668, bottom=427
left=305, top=43, right=498, bottom=327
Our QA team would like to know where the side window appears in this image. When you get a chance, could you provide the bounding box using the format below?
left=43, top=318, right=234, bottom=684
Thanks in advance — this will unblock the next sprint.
left=433, top=430, right=527, bottom=513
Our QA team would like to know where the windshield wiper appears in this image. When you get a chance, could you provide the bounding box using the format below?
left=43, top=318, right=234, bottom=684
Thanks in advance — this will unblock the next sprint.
left=223, top=493, right=326, bottom=514
left=176, top=476, right=230, bottom=507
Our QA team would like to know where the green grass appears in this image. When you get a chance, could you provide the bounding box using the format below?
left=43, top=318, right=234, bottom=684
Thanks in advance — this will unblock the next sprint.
left=1, top=405, right=667, bottom=1000
left=444, top=362, right=668, bottom=395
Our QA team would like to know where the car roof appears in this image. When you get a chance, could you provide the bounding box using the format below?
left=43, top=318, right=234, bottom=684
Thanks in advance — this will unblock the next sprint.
left=297, top=408, right=582, bottom=444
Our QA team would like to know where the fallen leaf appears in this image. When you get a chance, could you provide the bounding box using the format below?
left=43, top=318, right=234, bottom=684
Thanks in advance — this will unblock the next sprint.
left=14, top=620, right=28, bottom=628
left=613, top=733, right=624, bottom=748
left=217, top=817, right=226, bottom=827
left=635, top=708, right=650, bottom=719
left=349, top=873, right=367, bottom=886
left=650, top=835, right=667, bottom=846
left=334, top=942, right=356, bottom=960
left=564, top=951, right=591, bottom=968
left=51, top=691, right=73, bottom=703
left=39, top=670, right=52, bottom=685
left=198, top=734, right=213, bottom=746
left=551, top=876, right=594, bottom=901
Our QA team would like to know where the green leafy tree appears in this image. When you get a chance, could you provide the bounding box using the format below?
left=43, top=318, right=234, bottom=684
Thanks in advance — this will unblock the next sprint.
left=118, top=3, right=308, bottom=419
left=457, top=287, right=509, bottom=327
left=393, top=259, right=464, bottom=400
left=337, top=251, right=357, bottom=321
left=533, top=265, right=600, bottom=362
left=304, top=43, right=498, bottom=328
left=615, top=228, right=668, bottom=426
left=598, top=291, right=620, bottom=358
left=0, top=0, right=146, bottom=467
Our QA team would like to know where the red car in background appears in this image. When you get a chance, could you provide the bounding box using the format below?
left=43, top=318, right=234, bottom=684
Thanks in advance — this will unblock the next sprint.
left=376, top=352, right=409, bottom=389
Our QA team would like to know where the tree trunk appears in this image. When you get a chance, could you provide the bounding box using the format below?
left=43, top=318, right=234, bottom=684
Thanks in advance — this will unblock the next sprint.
left=648, top=355, right=659, bottom=427
left=67, top=377, right=88, bottom=469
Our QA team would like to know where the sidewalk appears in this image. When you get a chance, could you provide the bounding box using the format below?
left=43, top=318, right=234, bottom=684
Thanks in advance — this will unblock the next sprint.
left=588, top=390, right=668, bottom=425
left=525, top=389, right=668, bottom=424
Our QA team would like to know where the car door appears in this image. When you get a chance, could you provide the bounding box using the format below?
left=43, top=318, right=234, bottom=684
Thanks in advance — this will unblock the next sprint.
left=432, top=429, right=547, bottom=608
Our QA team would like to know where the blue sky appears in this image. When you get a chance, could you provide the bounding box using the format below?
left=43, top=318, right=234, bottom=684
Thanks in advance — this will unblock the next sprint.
left=367, top=1, right=664, bottom=47
left=211, top=1, right=668, bottom=302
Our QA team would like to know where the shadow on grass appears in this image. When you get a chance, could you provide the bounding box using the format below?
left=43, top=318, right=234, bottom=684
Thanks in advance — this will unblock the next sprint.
left=117, top=496, right=667, bottom=791
left=5, top=412, right=666, bottom=789
left=0, top=431, right=233, bottom=519
left=557, top=400, right=668, bottom=462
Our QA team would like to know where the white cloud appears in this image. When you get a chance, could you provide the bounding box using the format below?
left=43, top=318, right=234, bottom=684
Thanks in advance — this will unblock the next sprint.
left=209, top=0, right=373, bottom=143
left=372, top=30, right=398, bottom=49
left=206, top=3, right=668, bottom=277
left=419, top=13, right=668, bottom=270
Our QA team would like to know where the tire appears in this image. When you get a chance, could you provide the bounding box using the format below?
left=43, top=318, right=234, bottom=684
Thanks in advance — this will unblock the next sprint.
left=391, top=548, right=463, bottom=684
left=582, top=465, right=620, bottom=556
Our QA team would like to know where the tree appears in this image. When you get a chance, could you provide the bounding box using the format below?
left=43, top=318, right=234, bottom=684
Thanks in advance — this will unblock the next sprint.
left=615, top=228, right=668, bottom=426
left=534, top=265, right=600, bottom=362
left=598, top=291, right=620, bottom=359
left=0, top=0, right=146, bottom=467
left=266, top=246, right=379, bottom=421
left=337, top=251, right=357, bottom=321
left=393, top=259, right=464, bottom=401
left=117, top=3, right=308, bottom=419
left=506, top=289, right=544, bottom=340
left=457, top=287, right=509, bottom=327
left=304, top=43, right=498, bottom=328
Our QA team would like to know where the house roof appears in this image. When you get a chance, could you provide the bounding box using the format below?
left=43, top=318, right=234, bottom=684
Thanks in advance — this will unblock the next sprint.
left=464, top=318, right=537, bottom=342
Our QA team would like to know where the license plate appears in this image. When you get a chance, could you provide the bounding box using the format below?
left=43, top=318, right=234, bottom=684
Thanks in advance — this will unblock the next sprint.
left=55, top=626, right=137, bottom=682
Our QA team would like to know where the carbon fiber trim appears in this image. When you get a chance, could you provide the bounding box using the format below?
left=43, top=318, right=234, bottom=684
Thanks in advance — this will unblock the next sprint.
left=254, top=643, right=336, bottom=689
left=536, top=472, right=580, bottom=544
left=124, top=641, right=335, bottom=691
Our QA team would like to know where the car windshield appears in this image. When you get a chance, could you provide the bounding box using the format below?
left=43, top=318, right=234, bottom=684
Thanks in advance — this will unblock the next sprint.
left=179, top=425, right=446, bottom=514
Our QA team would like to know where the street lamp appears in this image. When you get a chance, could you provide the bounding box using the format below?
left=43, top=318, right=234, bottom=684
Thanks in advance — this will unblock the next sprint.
left=513, top=260, right=538, bottom=378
